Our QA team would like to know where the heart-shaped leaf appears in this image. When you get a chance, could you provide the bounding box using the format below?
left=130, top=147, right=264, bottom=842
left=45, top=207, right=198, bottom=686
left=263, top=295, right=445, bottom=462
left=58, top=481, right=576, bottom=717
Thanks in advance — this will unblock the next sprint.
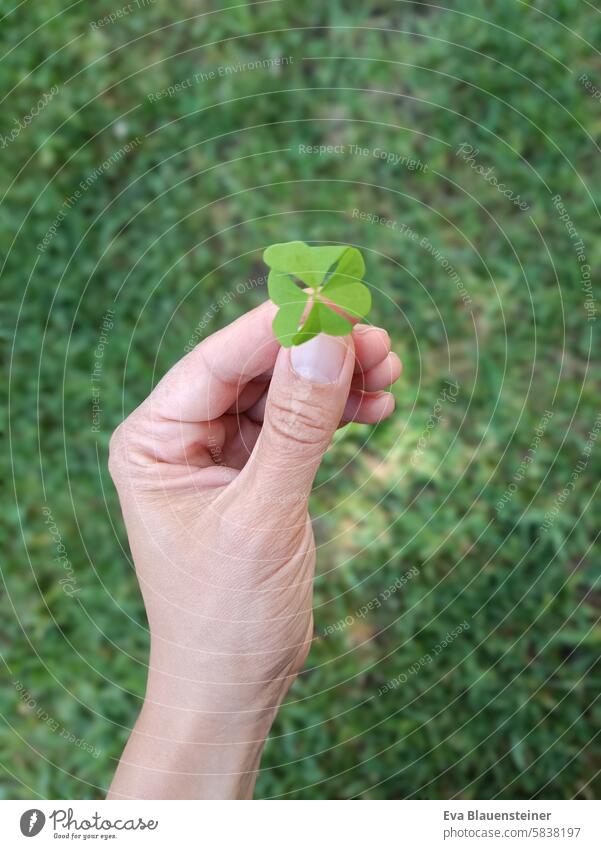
left=321, top=280, right=372, bottom=319
left=323, top=246, right=365, bottom=286
left=277, top=301, right=353, bottom=348
left=267, top=269, right=305, bottom=306
left=263, top=241, right=371, bottom=346
left=272, top=299, right=308, bottom=346
left=264, top=241, right=346, bottom=288
left=314, top=301, right=354, bottom=335
left=268, top=270, right=309, bottom=347
left=321, top=246, right=371, bottom=318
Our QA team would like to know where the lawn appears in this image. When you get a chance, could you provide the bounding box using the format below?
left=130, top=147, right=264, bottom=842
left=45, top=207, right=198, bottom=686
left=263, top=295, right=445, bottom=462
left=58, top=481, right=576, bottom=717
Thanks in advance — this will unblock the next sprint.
left=1, top=0, right=599, bottom=799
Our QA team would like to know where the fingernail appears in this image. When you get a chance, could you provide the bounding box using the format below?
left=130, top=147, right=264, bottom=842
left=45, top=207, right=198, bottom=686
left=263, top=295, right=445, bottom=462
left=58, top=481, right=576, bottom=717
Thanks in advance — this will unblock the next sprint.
left=290, top=334, right=348, bottom=383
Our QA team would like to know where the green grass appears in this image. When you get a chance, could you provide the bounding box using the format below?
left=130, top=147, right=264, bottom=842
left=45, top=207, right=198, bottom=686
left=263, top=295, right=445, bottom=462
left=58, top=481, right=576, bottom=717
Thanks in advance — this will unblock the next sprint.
left=1, top=0, right=599, bottom=799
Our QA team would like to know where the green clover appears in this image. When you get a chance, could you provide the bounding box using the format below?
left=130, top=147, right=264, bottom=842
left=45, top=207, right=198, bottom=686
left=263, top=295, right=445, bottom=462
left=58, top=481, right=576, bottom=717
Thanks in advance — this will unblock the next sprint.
left=263, top=241, right=371, bottom=347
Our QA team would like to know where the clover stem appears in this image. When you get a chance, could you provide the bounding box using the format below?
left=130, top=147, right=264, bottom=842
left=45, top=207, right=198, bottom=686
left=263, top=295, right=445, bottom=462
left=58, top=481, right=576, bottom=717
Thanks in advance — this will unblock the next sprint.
left=297, top=288, right=316, bottom=331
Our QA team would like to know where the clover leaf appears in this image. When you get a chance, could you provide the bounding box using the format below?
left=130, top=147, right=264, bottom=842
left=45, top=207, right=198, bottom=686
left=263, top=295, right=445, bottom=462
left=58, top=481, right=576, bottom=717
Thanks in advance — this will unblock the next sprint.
left=264, top=241, right=371, bottom=347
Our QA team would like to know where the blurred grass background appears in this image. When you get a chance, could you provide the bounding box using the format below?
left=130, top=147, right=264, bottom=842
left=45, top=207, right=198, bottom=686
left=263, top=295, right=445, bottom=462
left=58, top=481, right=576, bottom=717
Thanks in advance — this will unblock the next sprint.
left=1, top=0, right=600, bottom=799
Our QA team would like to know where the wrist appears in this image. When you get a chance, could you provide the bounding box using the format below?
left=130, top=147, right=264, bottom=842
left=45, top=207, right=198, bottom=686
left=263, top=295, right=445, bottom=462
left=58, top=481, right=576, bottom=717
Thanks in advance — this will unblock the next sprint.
left=145, top=637, right=296, bottom=724
left=125, top=699, right=267, bottom=799
left=107, top=654, right=292, bottom=799
left=143, top=673, right=284, bottom=743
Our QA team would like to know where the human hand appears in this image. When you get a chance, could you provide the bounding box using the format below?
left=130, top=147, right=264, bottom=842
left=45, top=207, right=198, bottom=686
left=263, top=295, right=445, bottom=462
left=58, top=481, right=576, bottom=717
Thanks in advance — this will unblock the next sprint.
left=107, top=300, right=401, bottom=798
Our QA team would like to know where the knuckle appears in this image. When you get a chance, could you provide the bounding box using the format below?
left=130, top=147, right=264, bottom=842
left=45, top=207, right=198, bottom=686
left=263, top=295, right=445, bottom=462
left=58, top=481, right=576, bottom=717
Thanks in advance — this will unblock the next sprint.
left=267, top=396, right=330, bottom=450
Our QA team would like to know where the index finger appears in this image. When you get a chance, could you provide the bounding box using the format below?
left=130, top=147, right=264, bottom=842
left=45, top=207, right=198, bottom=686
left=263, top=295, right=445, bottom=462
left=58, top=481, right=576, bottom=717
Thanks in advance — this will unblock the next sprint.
left=145, top=300, right=280, bottom=423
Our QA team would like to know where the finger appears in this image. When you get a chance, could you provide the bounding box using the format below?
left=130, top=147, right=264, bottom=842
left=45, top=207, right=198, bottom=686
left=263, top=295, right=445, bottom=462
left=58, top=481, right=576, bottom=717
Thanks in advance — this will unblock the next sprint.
left=352, top=325, right=391, bottom=373
left=224, top=324, right=392, bottom=415
left=219, top=414, right=262, bottom=469
left=225, top=378, right=269, bottom=415
left=115, top=417, right=226, bottom=469
left=351, top=352, right=402, bottom=391
left=144, top=301, right=279, bottom=423
left=245, top=384, right=397, bottom=428
left=240, top=328, right=395, bottom=415
left=234, top=333, right=355, bottom=520
left=245, top=390, right=268, bottom=424
left=341, top=390, right=395, bottom=424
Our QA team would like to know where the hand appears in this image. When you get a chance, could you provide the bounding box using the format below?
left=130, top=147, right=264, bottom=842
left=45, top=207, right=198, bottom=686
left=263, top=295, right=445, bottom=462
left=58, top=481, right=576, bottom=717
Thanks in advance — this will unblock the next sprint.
left=107, top=300, right=401, bottom=799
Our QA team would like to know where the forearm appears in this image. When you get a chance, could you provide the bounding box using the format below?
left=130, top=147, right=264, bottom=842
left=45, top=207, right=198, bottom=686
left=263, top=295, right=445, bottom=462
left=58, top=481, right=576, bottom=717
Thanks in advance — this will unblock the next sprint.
left=108, top=650, right=288, bottom=800
left=108, top=700, right=269, bottom=799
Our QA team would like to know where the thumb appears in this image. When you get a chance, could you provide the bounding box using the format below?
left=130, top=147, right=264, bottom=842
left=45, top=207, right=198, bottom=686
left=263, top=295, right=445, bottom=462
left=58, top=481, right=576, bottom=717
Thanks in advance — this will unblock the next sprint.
left=236, top=333, right=355, bottom=518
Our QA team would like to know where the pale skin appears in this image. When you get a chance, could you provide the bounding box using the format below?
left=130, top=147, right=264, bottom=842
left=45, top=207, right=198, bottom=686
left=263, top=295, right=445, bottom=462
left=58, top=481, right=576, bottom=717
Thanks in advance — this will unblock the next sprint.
left=107, top=300, right=401, bottom=799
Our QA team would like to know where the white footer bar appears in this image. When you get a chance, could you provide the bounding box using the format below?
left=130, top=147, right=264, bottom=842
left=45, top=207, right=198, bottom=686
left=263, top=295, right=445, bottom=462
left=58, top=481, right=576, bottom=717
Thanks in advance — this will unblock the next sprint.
left=1, top=799, right=598, bottom=848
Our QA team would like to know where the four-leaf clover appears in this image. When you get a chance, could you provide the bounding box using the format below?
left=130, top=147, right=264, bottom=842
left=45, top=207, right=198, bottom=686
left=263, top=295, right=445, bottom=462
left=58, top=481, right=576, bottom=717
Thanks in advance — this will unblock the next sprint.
left=264, top=241, right=371, bottom=347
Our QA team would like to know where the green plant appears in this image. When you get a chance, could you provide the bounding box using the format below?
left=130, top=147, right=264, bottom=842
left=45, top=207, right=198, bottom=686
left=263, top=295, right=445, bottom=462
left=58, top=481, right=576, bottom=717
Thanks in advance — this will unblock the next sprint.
left=264, top=241, right=371, bottom=346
